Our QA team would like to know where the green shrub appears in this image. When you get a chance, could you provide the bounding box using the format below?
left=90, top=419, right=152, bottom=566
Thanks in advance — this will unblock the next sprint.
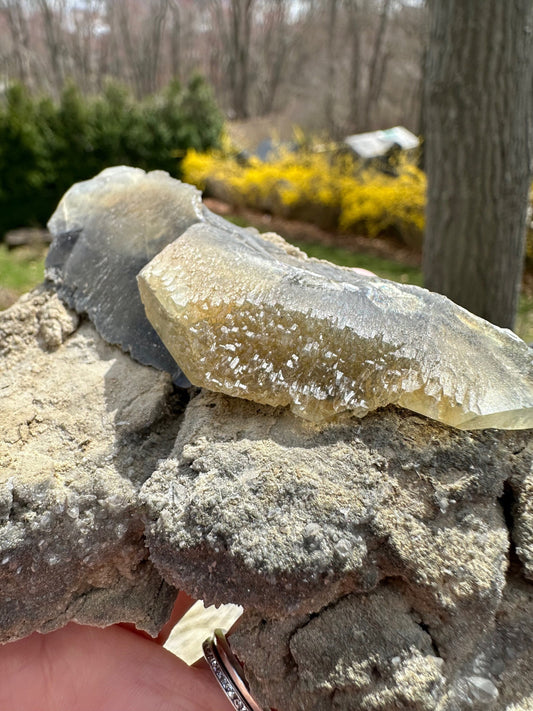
left=0, top=77, right=223, bottom=236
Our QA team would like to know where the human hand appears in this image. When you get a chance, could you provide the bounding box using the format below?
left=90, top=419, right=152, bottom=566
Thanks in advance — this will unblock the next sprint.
left=0, top=591, right=235, bottom=711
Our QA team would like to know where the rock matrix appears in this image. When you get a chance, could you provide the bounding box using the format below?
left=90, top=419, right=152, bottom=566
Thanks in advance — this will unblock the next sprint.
left=0, top=287, right=178, bottom=641
left=141, top=389, right=533, bottom=711
left=1, top=167, right=532, bottom=710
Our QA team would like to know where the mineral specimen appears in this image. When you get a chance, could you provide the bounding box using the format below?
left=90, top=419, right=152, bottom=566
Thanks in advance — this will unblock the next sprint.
left=45, top=166, right=252, bottom=383
left=138, top=222, right=533, bottom=430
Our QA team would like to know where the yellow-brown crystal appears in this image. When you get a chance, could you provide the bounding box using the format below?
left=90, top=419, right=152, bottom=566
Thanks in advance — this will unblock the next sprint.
left=138, top=222, right=533, bottom=430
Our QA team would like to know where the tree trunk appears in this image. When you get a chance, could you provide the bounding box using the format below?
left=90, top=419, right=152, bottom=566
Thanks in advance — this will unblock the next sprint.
left=347, top=0, right=361, bottom=132
left=257, top=0, right=290, bottom=116
left=228, top=0, right=253, bottom=119
left=144, top=0, right=169, bottom=95
left=423, top=0, right=533, bottom=329
left=325, top=0, right=338, bottom=137
left=169, top=0, right=181, bottom=80
left=38, top=0, right=66, bottom=93
left=363, top=0, right=391, bottom=129
left=4, top=1, right=32, bottom=87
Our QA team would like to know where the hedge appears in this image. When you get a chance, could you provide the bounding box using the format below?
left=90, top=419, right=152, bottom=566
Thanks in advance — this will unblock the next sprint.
left=183, top=147, right=533, bottom=261
left=0, top=76, right=223, bottom=236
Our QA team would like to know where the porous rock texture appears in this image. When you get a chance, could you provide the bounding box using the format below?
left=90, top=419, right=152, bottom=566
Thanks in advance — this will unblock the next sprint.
left=1, top=286, right=533, bottom=710
left=141, top=390, right=533, bottom=711
left=0, top=286, right=179, bottom=642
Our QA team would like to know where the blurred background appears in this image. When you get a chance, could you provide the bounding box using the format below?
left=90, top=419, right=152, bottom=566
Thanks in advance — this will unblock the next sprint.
left=0, top=0, right=531, bottom=340
left=0, top=0, right=424, bottom=132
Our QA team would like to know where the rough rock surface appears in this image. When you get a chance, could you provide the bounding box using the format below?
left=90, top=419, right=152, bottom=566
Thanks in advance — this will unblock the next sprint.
left=0, top=286, right=180, bottom=642
left=230, top=572, right=533, bottom=711
left=510, top=460, right=533, bottom=580
left=142, top=389, right=533, bottom=711
left=1, top=284, right=532, bottom=708
left=5, top=167, right=533, bottom=708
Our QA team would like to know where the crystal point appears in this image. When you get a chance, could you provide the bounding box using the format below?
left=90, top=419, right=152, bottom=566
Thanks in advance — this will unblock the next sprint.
left=45, top=166, right=206, bottom=380
left=138, top=221, right=533, bottom=430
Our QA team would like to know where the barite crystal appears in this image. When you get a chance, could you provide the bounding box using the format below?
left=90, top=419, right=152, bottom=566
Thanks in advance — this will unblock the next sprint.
left=45, top=166, right=204, bottom=380
left=45, top=166, right=254, bottom=383
left=138, top=222, right=533, bottom=430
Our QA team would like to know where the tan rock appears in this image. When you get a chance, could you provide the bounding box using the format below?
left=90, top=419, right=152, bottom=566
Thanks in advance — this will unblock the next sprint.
left=0, top=287, right=179, bottom=642
left=141, top=388, right=533, bottom=709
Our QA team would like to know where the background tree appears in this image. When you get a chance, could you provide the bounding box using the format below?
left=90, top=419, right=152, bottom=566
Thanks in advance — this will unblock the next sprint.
left=345, top=0, right=361, bottom=131
left=255, top=0, right=291, bottom=116
left=362, top=0, right=390, bottom=128
left=0, top=0, right=427, bottom=131
left=324, top=0, right=339, bottom=136
left=37, top=0, right=66, bottom=91
left=106, top=0, right=170, bottom=98
left=1, top=0, right=32, bottom=87
left=209, top=0, right=255, bottom=119
left=423, top=0, right=533, bottom=328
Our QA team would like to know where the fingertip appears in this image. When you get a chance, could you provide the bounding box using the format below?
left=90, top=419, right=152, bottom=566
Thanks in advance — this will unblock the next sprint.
left=0, top=623, right=234, bottom=711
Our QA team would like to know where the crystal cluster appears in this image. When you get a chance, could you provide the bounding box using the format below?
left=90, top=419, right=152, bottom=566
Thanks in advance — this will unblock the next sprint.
left=44, top=166, right=533, bottom=430
left=139, top=222, right=533, bottom=430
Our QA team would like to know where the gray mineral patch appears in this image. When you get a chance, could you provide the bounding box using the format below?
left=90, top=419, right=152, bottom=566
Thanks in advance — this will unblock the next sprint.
left=46, top=166, right=259, bottom=386
left=45, top=166, right=204, bottom=383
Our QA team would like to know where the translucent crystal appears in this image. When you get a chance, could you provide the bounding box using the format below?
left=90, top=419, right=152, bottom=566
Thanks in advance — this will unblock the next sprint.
left=138, top=222, right=533, bottom=430
left=45, top=166, right=252, bottom=383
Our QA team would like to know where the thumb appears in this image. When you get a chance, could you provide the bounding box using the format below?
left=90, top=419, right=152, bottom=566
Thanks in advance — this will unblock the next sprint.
left=0, top=622, right=234, bottom=711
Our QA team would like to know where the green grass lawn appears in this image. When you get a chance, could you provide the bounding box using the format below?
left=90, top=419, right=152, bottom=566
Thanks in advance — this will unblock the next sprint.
left=517, top=293, right=533, bottom=344
left=0, top=233, right=531, bottom=343
left=298, top=242, right=532, bottom=343
left=226, top=214, right=422, bottom=285
left=0, top=244, right=46, bottom=292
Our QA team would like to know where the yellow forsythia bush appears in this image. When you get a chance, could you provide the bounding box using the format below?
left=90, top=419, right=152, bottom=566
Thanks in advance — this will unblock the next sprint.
left=182, top=147, right=427, bottom=246
left=338, top=164, right=426, bottom=247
